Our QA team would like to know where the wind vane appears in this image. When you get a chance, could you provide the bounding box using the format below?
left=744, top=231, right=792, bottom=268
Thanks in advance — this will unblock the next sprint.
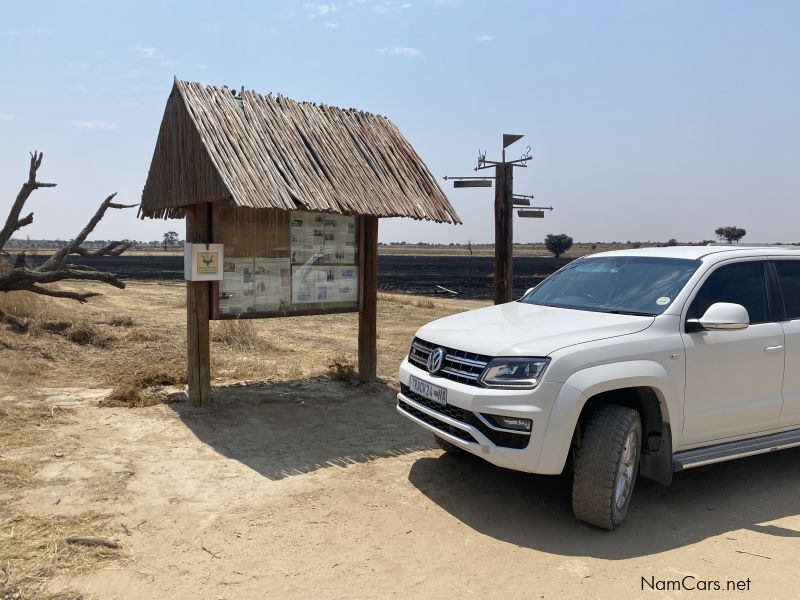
left=444, top=134, right=554, bottom=304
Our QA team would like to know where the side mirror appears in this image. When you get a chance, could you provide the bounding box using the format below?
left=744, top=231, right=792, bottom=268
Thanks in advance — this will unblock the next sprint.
left=687, top=302, right=750, bottom=332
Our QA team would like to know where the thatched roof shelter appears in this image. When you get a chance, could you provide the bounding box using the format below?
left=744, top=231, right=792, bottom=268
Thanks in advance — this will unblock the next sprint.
left=139, top=79, right=460, bottom=224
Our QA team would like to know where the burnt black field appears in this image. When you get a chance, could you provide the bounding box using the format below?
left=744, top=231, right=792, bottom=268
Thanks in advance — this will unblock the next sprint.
left=28, top=254, right=572, bottom=300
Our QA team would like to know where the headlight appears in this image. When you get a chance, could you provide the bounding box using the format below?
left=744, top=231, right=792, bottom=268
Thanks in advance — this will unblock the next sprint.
left=482, top=414, right=533, bottom=432
left=480, top=357, right=550, bottom=389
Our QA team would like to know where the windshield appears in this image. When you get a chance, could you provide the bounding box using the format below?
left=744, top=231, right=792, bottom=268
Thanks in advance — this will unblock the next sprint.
left=520, top=256, right=701, bottom=316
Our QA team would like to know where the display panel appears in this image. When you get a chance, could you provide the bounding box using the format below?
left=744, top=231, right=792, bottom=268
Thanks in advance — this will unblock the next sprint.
left=212, top=204, right=359, bottom=318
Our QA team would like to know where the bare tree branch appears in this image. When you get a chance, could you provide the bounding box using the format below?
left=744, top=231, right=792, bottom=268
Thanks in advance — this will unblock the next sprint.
left=3, top=266, right=125, bottom=290
left=0, top=151, right=57, bottom=251
left=39, top=194, right=137, bottom=272
left=16, top=212, right=33, bottom=230
left=0, top=152, right=134, bottom=305
left=26, top=285, right=102, bottom=303
left=72, top=240, right=131, bottom=257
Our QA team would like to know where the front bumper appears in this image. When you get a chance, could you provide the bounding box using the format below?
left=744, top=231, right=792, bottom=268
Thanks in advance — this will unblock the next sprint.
left=397, top=357, right=564, bottom=473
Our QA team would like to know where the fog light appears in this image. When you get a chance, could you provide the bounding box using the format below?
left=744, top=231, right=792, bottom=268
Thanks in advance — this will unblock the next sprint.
left=485, top=414, right=532, bottom=432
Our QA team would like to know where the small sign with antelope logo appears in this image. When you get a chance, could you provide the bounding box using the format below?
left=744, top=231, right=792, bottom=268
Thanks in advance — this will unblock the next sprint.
left=197, top=252, right=218, bottom=274
left=184, top=243, right=224, bottom=281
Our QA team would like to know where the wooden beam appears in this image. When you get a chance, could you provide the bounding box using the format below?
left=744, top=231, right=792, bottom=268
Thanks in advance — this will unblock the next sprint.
left=494, top=163, right=514, bottom=304
left=186, top=203, right=212, bottom=407
left=358, top=216, right=379, bottom=383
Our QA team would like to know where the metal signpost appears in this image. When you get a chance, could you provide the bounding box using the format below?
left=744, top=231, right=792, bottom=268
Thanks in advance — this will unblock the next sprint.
left=445, top=134, right=554, bottom=305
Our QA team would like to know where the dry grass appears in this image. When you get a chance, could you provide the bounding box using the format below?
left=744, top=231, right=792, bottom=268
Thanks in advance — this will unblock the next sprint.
left=0, top=402, right=73, bottom=451
left=0, top=347, right=53, bottom=394
left=106, top=315, right=135, bottom=328
left=102, top=334, right=186, bottom=408
left=210, top=320, right=278, bottom=351
left=0, top=400, right=124, bottom=599
left=99, top=385, right=161, bottom=408
left=62, top=322, right=113, bottom=348
left=0, top=457, right=36, bottom=490
left=0, top=512, right=124, bottom=600
left=0, top=402, right=71, bottom=497
left=207, top=320, right=292, bottom=380
left=0, top=291, right=115, bottom=354
left=326, top=354, right=359, bottom=383
left=98, top=307, right=185, bottom=406
left=0, top=290, right=50, bottom=323
left=0, top=280, right=487, bottom=392
left=122, top=328, right=163, bottom=343
left=111, top=357, right=187, bottom=388
left=377, top=292, right=436, bottom=309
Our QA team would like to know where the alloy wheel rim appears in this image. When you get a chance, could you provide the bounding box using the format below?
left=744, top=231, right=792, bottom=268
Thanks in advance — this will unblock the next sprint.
left=613, top=429, right=638, bottom=511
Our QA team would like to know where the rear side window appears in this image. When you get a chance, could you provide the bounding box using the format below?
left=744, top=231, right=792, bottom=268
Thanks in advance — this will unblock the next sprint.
left=774, top=261, right=800, bottom=320
left=688, top=261, right=768, bottom=324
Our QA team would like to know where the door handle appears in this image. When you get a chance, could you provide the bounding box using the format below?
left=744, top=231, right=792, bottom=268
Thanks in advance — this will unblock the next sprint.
left=764, top=345, right=784, bottom=354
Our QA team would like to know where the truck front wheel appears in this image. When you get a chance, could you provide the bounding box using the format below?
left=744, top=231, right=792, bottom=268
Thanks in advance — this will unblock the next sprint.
left=571, top=404, right=642, bottom=530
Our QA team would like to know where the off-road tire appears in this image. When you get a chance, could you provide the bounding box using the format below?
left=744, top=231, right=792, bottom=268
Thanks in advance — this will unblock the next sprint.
left=434, top=434, right=463, bottom=455
left=572, top=404, right=642, bottom=530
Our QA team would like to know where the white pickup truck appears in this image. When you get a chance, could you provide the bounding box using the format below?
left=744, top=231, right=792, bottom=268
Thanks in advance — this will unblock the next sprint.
left=397, top=246, right=800, bottom=529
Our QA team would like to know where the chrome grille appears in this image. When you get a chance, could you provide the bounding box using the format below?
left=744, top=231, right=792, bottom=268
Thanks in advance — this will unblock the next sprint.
left=399, top=385, right=530, bottom=449
left=408, top=337, right=491, bottom=386
left=401, top=384, right=466, bottom=421
left=398, top=399, right=478, bottom=444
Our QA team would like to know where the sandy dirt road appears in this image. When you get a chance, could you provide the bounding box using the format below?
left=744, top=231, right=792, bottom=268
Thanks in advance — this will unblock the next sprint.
left=11, top=383, right=800, bottom=600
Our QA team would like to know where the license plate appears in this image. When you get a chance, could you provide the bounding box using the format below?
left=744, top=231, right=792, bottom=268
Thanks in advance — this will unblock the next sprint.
left=409, top=376, right=447, bottom=406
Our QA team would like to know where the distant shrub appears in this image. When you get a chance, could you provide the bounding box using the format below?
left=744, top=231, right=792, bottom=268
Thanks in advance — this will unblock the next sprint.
left=545, top=234, right=574, bottom=258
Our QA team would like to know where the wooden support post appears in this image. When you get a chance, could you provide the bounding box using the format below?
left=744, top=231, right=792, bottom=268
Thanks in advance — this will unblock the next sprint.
left=494, top=163, right=514, bottom=304
left=358, top=215, right=379, bottom=383
left=186, top=203, right=212, bottom=407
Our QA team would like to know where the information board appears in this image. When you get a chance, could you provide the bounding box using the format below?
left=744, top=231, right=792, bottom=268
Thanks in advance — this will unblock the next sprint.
left=211, top=205, right=359, bottom=318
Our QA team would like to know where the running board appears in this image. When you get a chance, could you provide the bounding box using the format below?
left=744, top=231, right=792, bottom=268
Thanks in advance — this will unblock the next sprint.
left=673, top=428, right=800, bottom=471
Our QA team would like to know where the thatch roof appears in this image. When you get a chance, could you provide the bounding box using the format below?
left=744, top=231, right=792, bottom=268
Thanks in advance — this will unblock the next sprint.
left=139, top=79, right=460, bottom=224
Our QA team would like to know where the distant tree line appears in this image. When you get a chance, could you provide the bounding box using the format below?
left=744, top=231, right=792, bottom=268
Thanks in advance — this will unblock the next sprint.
left=7, top=224, right=763, bottom=255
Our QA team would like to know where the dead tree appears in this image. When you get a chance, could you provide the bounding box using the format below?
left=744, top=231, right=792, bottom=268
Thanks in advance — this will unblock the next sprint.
left=0, top=152, right=135, bottom=321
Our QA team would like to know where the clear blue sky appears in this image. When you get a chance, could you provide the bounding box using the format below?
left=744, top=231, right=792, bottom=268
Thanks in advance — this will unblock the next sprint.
left=1, top=1, right=798, bottom=245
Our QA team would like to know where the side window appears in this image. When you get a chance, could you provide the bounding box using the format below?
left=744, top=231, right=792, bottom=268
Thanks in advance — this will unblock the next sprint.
left=774, top=261, right=800, bottom=320
left=688, top=262, right=768, bottom=324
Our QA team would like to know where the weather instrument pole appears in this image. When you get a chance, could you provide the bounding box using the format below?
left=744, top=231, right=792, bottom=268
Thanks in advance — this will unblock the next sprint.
left=444, top=134, right=554, bottom=304
left=494, top=161, right=514, bottom=304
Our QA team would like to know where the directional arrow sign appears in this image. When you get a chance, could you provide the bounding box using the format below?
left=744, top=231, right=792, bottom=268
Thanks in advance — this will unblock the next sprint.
left=518, top=209, right=545, bottom=218
left=454, top=180, right=493, bottom=188
left=512, top=198, right=531, bottom=206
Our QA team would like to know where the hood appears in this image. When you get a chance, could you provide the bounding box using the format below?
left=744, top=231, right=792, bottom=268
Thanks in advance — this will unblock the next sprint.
left=415, top=301, right=654, bottom=357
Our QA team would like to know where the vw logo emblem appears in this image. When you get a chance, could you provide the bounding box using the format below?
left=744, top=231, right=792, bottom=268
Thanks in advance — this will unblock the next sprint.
left=427, top=347, right=446, bottom=374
